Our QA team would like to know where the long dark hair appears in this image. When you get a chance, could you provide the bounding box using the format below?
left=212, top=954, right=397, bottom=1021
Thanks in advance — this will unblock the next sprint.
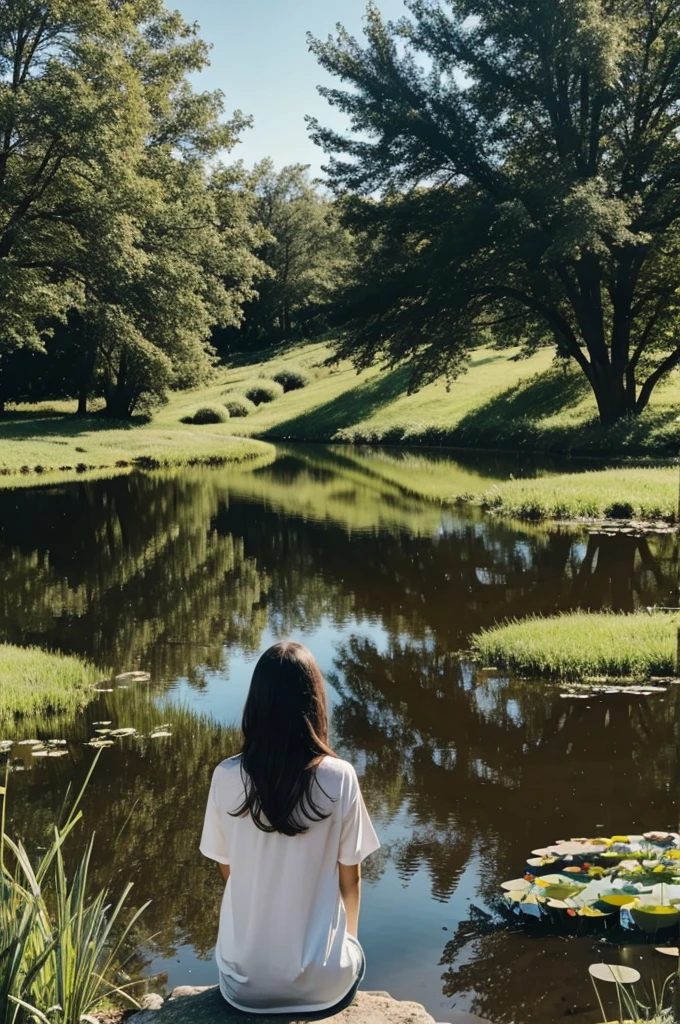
left=231, top=641, right=336, bottom=837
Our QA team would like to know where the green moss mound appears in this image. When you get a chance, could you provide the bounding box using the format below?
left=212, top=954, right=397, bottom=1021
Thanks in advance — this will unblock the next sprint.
left=473, top=612, right=679, bottom=681
left=244, top=380, right=284, bottom=406
left=181, top=406, right=230, bottom=425
left=0, top=645, right=102, bottom=720
left=224, top=396, right=255, bottom=418
left=272, top=368, right=310, bottom=393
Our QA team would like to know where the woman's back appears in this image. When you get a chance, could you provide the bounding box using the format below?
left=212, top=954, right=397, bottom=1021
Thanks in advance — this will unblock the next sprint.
left=200, top=752, right=379, bottom=1012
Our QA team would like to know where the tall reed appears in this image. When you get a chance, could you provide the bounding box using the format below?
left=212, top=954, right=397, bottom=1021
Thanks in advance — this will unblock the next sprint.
left=0, top=755, right=148, bottom=1024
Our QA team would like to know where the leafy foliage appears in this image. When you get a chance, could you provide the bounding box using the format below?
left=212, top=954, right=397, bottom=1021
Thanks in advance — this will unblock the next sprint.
left=308, top=0, right=680, bottom=423
left=0, top=1, right=261, bottom=418
left=272, top=368, right=310, bottom=392
left=182, top=406, right=230, bottom=425
left=224, top=395, right=255, bottom=417
left=235, top=161, right=355, bottom=343
left=244, top=380, right=284, bottom=405
left=0, top=761, right=148, bottom=1024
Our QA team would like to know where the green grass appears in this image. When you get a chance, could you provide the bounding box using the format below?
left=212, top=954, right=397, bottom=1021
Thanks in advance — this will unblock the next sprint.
left=161, top=341, right=680, bottom=456
left=0, top=644, right=102, bottom=721
left=0, top=413, right=274, bottom=488
left=4, top=339, right=680, bottom=492
left=473, top=612, right=679, bottom=681
left=458, top=466, right=678, bottom=523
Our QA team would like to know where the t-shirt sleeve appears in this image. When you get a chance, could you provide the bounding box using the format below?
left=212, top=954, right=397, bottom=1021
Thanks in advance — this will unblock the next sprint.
left=338, top=765, right=381, bottom=866
left=199, top=766, right=230, bottom=865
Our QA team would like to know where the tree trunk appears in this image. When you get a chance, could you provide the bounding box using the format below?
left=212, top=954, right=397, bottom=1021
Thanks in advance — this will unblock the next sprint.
left=103, top=349, right=132, bottom=419
left=587, top=361, right=636, bottom=426
left=77, top=388, right=88, bottom=416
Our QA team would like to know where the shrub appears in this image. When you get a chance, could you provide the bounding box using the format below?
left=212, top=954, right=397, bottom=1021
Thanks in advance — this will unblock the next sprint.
left=182, top=406, right=229, bottom=425
left=244, top=380, right=284, bottom=406
left=272, top=369, right=310, bottom=393
left=224, top=396, right=255, bottom=418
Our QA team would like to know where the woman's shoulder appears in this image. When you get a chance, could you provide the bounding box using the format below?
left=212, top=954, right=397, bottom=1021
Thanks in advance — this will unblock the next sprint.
left=212, top=754, right=243, bottom=784
left=315, top=755, right=358, bottom=787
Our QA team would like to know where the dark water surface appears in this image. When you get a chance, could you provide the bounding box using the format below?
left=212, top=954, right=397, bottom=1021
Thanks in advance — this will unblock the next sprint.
left=2, top=446, right=679, bottom=1024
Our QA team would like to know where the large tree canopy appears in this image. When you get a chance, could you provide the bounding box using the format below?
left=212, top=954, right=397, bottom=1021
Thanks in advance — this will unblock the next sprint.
left=308, top=0, right=680, bottom=424
left=0, top=0, right=259, bottom=417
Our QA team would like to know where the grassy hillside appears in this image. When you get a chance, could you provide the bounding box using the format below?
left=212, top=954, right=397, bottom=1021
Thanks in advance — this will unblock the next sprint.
left=159, top=341, right=680, bottom=456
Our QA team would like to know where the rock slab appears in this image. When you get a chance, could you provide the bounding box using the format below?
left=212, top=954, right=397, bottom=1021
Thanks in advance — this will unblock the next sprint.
left=128, top=987, right=438, bottom=1024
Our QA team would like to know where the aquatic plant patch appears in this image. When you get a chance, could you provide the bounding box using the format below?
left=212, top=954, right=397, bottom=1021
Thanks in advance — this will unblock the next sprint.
left=502, top=832, right=680, bottom=935
left=458, top=467, right=677, bottom=524
left=473, top=612, right=679, bottom=681
left=0, top=645, right=102, bottom=721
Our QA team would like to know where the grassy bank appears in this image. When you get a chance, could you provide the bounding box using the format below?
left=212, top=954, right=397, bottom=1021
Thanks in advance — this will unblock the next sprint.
left=457, top=467, right=678, bottom=524
left=0, top=414, right=274, bottom=488
left=0, top=644, right=102, bottom=720
left=156, top=341, right=680, bottom=456
left=473, top=612, right=679, bottom=681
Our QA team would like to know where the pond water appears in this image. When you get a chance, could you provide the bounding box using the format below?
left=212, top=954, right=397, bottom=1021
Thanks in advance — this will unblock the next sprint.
left=2, top=445, right=680, bottom=1024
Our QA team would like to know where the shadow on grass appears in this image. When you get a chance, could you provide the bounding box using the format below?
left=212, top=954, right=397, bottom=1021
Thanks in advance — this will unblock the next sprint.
left=443, top=366, right=679, bottom=455
left=0, top=413, right=144, bottom=441
left=259, top=366, right=411, bottom=439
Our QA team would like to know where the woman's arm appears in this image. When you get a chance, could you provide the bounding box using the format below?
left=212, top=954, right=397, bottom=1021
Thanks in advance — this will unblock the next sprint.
left=338, top=862, right=361, bottom=937
left=218, top=863, right=230, bottom=884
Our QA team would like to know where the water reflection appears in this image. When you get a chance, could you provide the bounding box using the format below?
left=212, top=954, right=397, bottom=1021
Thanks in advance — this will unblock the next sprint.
left=2, top=447, right=679, bottom=1023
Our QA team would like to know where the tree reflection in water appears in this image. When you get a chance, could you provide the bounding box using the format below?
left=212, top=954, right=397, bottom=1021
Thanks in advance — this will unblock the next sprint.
left=1, top=449, right=678, bottom=1021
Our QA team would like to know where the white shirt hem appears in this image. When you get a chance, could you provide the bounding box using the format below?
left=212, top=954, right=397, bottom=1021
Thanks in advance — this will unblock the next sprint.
left=218, top=935, right=364, bottom=1015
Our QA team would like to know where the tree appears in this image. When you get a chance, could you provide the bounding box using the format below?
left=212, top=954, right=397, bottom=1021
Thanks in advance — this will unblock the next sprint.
left=0, top=1, right=261, bottom=418
left=308, top=1, right=680, bottom=425
left=0, top=0, right=144, bottom=413
left=237, top=160, right=354, bottom=343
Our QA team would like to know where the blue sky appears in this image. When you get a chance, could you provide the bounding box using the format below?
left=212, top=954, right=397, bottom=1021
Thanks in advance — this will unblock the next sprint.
left=173, top=0, right=407, bottom=177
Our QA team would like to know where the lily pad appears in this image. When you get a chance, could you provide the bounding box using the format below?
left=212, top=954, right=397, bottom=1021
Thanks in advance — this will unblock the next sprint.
left=588, top=964, right=640, bottom=984
left=110, top=727, right=137, bottom=737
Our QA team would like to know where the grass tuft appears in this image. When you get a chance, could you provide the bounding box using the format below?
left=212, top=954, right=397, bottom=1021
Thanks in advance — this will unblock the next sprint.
left=272, top=368, right=310, bottom=393
left=181, top=405, right=229, bottom=425
left=0, top=645, right=102, bottom=721
left=473, top=612, right=679, bottom=681
left=223, top=395, right=255, bottom=418
left=244, top=380, right=284, bottom=405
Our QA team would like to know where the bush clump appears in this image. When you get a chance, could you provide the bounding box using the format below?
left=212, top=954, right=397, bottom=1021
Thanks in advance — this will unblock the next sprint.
left=272, top=368, right=310, bottom=393
left=244, top=380, right=284, bottom=406
left=182, top=406, right=230, bottom=425
left=224, top=396, right=255, bottom=418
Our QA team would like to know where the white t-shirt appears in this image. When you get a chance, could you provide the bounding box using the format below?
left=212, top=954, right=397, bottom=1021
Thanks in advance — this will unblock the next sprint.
left=199, top=754, right=380, bottom=1014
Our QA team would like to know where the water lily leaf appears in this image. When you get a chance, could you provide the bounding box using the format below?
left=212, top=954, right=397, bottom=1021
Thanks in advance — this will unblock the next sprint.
left=115, top=671, right=151, bottom=684
left=86, top=739, right=114, bottom=748
left=504, top=889, right=531, bottom=904
left=47, top=739, right=67, bottom=746
left=149, top=731, right=171, bottom=739
left=17, top=739, right=40, bottom=746
left=110, top=728, right=136, bottom=737
left=47, top=750, right=68, bottom=758
left=95, top=729, right=111, bottom=735
left=93, top=721, right=112, bottom=726
left=631, top=905, right=680, bottom=933
left=588, top=964, right=640, bottom=984
left=32, top=750, right=48, bottom=758
left=501, top=878, right=531, bottom=892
